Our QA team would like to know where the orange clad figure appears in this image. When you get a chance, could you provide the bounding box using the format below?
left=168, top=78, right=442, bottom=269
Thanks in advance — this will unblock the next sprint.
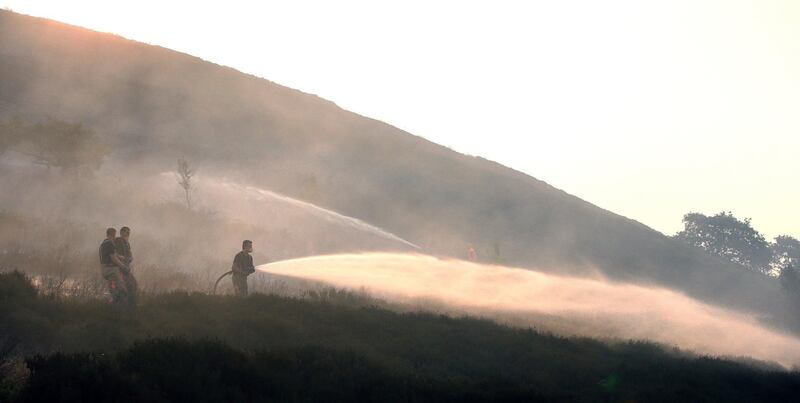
left=467, top=245, right=478, bottom=262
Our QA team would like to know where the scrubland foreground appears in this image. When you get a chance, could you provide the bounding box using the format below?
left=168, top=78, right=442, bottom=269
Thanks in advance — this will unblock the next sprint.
left=1, top=271, right=798, bottom=403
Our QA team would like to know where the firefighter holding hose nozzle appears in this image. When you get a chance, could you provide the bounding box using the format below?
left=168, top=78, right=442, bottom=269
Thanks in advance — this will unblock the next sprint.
left=231, top=240, right=256, bottom=296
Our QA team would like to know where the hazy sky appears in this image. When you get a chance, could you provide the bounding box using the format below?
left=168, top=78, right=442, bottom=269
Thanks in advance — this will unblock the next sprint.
left=3, top=1, right=798, bottom=239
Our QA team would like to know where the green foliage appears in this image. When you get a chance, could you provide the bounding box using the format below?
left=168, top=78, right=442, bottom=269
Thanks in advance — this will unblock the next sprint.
left=771, top=236, right=800, bottom=276
left=2, top=273, right=799, bottom=402
left=675, top=212, right=771, bottom=274
left=779, top=266, right=800, bottom=306
left=674, top=212, right=800, bottom=283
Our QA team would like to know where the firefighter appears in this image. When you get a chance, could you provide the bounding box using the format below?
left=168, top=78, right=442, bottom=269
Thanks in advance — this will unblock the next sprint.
left=467, top=244, right=478, bottom=262
left=231, top=240, right=256, bottom=296
left=99, top=227, right=129, bottom=305
left=114, top=226, right=138, bottom=307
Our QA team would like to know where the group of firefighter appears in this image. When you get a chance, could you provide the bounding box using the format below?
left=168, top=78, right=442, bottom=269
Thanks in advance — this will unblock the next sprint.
left=98, top=228, right=481, bottom=305
left=99, top=227, right=256, bottom=306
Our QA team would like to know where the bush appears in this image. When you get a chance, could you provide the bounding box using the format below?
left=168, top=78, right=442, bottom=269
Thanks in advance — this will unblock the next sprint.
left=0, top=271, right=37, bottom=302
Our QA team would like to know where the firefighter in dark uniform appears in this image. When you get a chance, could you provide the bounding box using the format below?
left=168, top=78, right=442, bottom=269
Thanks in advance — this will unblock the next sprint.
left=231, top=240, right=256, bottom=296
left=99, top=227, right=129, bottom=305
left=114, top=226, right=138, bottom=307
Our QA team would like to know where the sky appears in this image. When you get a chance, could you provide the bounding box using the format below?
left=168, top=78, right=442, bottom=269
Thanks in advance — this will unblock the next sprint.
left=2, top=0, right=798, bottom=239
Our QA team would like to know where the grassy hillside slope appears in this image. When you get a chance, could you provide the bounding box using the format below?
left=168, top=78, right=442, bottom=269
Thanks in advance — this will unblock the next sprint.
left=1, top=272, right=798, bottom=402
left=0, top=10, right=789, bottom=320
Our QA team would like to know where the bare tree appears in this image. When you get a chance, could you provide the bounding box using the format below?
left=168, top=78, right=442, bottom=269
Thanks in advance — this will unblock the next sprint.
left=176, top=157, right=195, bottom=209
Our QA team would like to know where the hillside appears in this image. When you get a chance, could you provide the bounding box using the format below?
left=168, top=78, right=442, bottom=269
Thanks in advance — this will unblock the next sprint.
left=1, top=272, right=798, bottom=402
left=0, top=10, right=792, bottom=324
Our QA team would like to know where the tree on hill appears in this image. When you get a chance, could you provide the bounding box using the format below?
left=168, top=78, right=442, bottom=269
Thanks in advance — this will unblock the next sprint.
left=771, top=235, right=800, bottom=277
left=779, top=265, right=800, bottom=306
left=16, top=118, right=109, bottom=175
left=675, top=212, right=771, bottom=274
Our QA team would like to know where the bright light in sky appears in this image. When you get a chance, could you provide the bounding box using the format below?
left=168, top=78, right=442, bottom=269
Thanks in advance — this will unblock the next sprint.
left=2, top=0, right=799, bottom=238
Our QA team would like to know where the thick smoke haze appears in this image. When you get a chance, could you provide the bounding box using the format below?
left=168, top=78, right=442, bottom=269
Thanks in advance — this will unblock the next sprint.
left=1, top=10, right=796, bottom=334
left=260, top=253, right=800, bottom=368
left=3, top=11, right=800, bottom=379
left=0, top=159, right=416, bottom=293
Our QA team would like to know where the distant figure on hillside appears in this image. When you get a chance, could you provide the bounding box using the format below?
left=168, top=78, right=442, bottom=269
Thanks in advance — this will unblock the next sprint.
left=231, top=240, right=256, bottom=296
left=114, top=226, right=138, bottom=307
left=99, top=227, right=129, bottom=305
left=467, top=245, right=478, bottom=262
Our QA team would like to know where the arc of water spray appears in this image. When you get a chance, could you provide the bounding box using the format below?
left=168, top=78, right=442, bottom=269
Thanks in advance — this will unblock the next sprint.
left=236, top=183, right=422, bottom=250
left=157, top=173, right=422, bottom=250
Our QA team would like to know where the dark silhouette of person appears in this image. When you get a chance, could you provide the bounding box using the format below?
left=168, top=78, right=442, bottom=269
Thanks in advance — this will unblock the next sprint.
left=231, top=240, right=256, bottom=296
left=114, top=226, right=138, bottom=307
left=99, top=227, right=128, bottom=305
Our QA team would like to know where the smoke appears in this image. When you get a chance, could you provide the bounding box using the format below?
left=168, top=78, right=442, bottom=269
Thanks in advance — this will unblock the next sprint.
left=0, top=159, right=424, bottom=295
left=259, top=253, right=800, bottom=368
left=151, top=173, right=420, bottom=250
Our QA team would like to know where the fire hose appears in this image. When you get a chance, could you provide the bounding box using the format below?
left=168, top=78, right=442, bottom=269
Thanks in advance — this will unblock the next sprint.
left=212, top=270, right=233, bottom=295
left=212, top=264, right=261, bottom=295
